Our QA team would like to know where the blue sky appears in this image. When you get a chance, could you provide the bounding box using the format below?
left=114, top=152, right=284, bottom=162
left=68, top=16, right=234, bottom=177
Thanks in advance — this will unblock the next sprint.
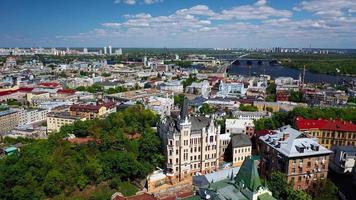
left=0, top=0, right=355, bottom=48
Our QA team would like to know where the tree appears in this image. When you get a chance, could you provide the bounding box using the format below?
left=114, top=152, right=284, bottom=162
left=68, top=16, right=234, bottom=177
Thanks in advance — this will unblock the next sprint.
left=289, top=91, right=304, bottom=102
left=174, top=94, right=185, bottom=108
left=307, top=180, right=338, bottom=200
left=200, top=103, right=216, bottom=114
left=267, top=171, right=289, bottom=200
left=239, top=104, right=258, bottom=112
left=43, top=170, right=65, bottom=197
left=267, top=171, right=311, bottom=200
left=286, top=188, right=312, bottom=200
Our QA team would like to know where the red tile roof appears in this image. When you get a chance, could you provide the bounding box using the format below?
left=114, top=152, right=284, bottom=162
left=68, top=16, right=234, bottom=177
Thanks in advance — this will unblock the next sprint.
left=57, top=89, right=76, bottom=95
left=295, top=117, right=356, bottom=132
left=0, top=90, right=17, bottom=96
left=39, top=82, right=60, bottom=88
left=0, top=87, right=34, bottom=96
left=18, top=87, right=34, bottom=92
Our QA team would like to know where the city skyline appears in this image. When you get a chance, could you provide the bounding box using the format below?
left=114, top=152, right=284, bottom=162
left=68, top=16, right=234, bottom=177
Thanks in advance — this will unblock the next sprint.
left=1, top=0, right=356, bottom=48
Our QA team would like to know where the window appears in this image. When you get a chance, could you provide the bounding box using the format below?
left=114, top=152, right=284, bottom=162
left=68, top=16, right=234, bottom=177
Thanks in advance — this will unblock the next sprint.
left=298, top=176, right=302, bottom=182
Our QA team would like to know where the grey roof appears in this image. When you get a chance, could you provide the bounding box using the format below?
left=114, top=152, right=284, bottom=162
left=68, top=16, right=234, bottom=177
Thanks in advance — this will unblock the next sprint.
left=260, top=125, right=332, bottom=158
left=190, top=116, right=211, bottom=131
left=231, top=134, right=251, bottom=148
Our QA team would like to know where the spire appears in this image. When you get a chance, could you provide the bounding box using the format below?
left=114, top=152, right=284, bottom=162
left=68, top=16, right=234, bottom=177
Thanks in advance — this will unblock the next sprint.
left=180, top=97, right=188, bottom=122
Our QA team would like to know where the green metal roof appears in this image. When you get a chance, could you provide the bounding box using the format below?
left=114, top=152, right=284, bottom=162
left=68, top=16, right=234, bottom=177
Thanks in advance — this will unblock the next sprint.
left=234, top=157, right=263, bottom=193
left=258, top=193, right=275, bottom=200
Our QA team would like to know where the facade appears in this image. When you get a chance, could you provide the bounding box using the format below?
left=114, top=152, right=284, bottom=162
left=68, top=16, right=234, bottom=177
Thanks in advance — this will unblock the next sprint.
left=295, top=117, right=356, bottom=149
left=217, top=80, right=246, bottom=97
left=158, top=99, right=220, bottom=182
left=47, top=112, right=86, bottom=133
left=69, top=102, right=116, bottom=120
left=185, top=80, right=210, bottom=98
left=232, top=110, right=270, bottom=121
left=145, top=96, right=174, bottom=116
left=225, top=118, right=254, bottom=137
left=329, top=146, right=356, bottom=174
left=231, top=134, right=252, bottom=167
left=0, top=110, right=19, bottom=135
left=17, top=108, right=47, bottom=126
left=158, top=81, right=183, bottom=93
left=259, top=125, right=332, bottom=190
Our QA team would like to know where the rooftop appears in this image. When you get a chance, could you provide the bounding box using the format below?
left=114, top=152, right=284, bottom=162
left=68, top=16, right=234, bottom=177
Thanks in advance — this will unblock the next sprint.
left=295, top=117, right=356, bottom=132
left=260, top=125, right=332, bottom=158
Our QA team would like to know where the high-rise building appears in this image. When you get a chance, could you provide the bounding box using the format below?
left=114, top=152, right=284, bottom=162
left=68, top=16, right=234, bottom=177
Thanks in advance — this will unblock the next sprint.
left=143, top=56, right=148, bottom=66
left=83, top=48, right=88, bottom=54
left=108, top=46, right=112, bottom=55
left=103, top=46, right=107, bottom=55
left=115, top=48, right=122, bottom=55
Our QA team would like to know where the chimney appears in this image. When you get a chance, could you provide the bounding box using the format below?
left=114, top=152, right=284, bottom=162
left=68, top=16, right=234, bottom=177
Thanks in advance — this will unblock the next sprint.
left=283, top=133, right=290, bottom=141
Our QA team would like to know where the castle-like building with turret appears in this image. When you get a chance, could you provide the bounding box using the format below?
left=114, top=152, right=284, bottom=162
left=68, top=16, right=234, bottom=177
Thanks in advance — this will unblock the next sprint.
left=158, top=98, right=221, bottom=181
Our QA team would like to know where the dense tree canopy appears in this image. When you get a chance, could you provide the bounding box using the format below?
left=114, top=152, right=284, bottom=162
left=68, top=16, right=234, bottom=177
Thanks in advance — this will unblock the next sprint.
left=0, top=105, right=163, bottom=200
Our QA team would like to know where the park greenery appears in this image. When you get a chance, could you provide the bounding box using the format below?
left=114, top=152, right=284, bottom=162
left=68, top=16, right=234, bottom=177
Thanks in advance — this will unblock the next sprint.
left=265, top=82, right=276, bottom=102
left=239, top=104, right=258, bottom=112
left=254, top=107, right=356, bottom=131
left=274, top=53, right=356, bottom=75
left=199, top=103, right=217, bottom=114
left=75, top=83, right=139, bottom=94
left=0, top=105, right=164, bottom=200
left=164, top=60, right=193, bottom=68
left=173, top=94, right=185, bottom=108
left=182, top=74, right=199, bottom=89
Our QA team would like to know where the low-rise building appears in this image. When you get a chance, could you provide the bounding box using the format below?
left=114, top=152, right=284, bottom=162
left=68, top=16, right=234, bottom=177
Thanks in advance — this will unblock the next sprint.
left=47, top=112, right=86, bottom=133
left=295, top=117, right=356, bottom=149
left=0, top=109, right=19, bottom=135
left=69, top=101, right=116, bottom=120
left=185, top=80, right=210, bottom=98
left=225, top=118, right=254, bottom=137
left=259, top=125, right=332, bottom=190
left=231, top=134, right=252, bottom=167
left=217, top=80, right=246, bottom=97
left=158, top=81, right=183, bottom=93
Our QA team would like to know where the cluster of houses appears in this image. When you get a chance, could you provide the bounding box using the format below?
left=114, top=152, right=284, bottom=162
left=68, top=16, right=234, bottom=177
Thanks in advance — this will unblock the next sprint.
left=1, top=54, right=356, bottom=200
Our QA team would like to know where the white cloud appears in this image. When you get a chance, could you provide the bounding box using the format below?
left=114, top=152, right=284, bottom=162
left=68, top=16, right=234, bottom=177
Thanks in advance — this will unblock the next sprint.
left=211, top=0, right=292, bottom=20
left=101, top=22, right=121, bottom=28
left=115, top=0, right=136, bottom=5
left=175, top=5, right=217, bottom=17
left=57, top=1, right=356, bottom=48
left=295, top=0, right=356, bottom=18
left=114, top=0, right=162, bottom=5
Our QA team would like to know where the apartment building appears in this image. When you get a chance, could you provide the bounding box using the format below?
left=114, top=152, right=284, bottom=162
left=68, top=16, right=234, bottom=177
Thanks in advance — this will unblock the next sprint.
left=16, top=108, right=47, bottom=126
left=0, top=110, right=19, bottom=134
left=47, top=112, right=86, bottom=133
left=295, top=117, right=356, bottom=149
left=231, top=134, right=252, bottom=167
left=69, top=101, right=116, bottom=120
left=225, top=118, right=254, bottom=137
left=259, top=125, right=332, bottom=190
left=158, top=99, right=220, bottom=182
